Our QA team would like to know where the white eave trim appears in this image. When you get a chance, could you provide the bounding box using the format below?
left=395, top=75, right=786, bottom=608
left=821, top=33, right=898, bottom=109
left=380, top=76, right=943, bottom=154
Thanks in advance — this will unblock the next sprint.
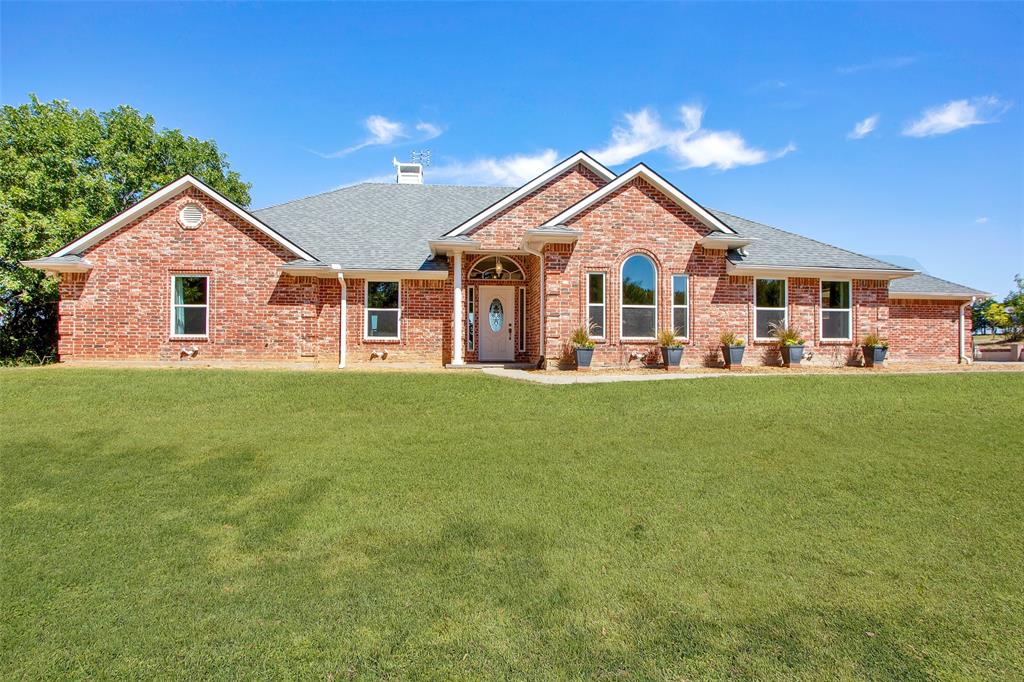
left=51, top=174, right=317, bottom=261
left=726, top=262, right=919, bottom=280
left=888, top=291, right=988, bottom=300
left=443, top=151, right=615, bottom=237
left=520, top=226, right=582, bottom=250
left=21, top=258, right=93, bottom=274
left=698, top=235, right=758, bottom=250
left=541, top=163, right=738, bottom=235
left=428, top=238, right=481, bottom=257
left=331, top=265, right=449, bottom=280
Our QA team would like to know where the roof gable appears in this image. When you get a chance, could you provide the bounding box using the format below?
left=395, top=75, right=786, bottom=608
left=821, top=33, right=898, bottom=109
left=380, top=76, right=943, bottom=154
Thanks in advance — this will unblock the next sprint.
left=52, top=175, right=316, bottom=261
left=443, top=151, right=615, bottom=237
left=541, top=163, right=737, bottom=235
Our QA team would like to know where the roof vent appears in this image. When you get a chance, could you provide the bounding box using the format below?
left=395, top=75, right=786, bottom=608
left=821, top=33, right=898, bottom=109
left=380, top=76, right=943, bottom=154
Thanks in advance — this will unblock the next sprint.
left=393, top=158, right=423, bottom=185
left=178, top=203, right=204, bottom=229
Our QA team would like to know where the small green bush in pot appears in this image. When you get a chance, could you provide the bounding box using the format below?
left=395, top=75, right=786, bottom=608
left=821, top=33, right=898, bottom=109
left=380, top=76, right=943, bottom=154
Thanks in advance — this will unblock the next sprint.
left=571, top=325, right=596, bottom=370
left=770, top=323, right=806, bottom=367
left=861, top=332, right=889, bottom=367
left=719, top=331, right=746, bottom=368
left=657, top=329, right=684, bottom=370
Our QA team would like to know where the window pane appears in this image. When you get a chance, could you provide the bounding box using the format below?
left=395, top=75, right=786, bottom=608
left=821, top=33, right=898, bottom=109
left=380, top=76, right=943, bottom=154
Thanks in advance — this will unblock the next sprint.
left=367, top=281, right=399, bottom=309
left=821, top=281, right=850, bottom=309
left=174, top=276, right=207, bottom=305
left=588, top=305, right=605, bottom=337
left=588, top=273, right=604, bottom=304
left=366, top=309, right=399, bottom=337
left=672, top=275, right=688, bottom=305
left=822, top=310, right=850, bottom=339
left=174, top=306, right=206, bottom=335
left=756, top=309, right=786, bottom=338
left=673, top=307, right=688, bottom=338
left=622, top=307, right=656, bottom=338
left=622, top=256, right=655, bottom=305
left=756, top=279, right=785, bottom=308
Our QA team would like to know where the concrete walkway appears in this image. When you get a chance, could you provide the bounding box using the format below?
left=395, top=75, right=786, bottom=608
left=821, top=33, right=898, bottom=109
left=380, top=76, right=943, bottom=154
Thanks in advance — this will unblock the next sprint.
left=482, top=363, right=1024, bottom=384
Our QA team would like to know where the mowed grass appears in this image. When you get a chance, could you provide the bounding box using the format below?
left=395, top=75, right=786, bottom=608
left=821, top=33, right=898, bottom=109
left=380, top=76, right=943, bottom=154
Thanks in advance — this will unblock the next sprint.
left=1, top=369, right=1022, bottom=680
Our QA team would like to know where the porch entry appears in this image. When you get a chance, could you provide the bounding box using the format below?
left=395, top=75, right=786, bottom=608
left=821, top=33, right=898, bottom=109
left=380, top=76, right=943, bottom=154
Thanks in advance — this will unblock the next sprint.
left=478, top=285, right=516, bottom=361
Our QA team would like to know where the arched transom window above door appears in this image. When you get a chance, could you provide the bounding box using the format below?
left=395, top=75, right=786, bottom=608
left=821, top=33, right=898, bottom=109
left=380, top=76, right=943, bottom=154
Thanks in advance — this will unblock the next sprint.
left=468, top=256, right=524, bottom=280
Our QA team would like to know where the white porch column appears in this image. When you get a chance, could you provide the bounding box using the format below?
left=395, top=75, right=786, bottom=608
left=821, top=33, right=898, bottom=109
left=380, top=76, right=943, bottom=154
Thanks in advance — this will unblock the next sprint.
left=452, top=251, right=465, bottom=365
left=337, top=272, right=347, bottom=369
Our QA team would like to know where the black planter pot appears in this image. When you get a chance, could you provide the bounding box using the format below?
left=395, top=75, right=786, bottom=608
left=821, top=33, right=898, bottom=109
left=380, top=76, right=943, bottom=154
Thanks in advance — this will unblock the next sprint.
left=574, top=347, right=594, bottom=370
left=722, top=345, right=745, bottom=368
left=862, top=345, right=887, bottom=367
left=781, top=344, right=805, bottom=367
left=661, top=346, right=683, bottom=370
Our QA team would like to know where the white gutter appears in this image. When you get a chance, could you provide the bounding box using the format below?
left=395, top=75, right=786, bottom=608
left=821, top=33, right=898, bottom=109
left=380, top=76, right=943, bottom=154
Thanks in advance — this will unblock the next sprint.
left=960, top=297, right=975, bottom=364
left=337, top=271, right=347, bottom=369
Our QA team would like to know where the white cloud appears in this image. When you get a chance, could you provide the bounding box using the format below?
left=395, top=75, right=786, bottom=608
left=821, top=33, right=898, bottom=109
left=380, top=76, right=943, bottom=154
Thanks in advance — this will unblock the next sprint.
left=847, top=114, right=880, bottom=140
left=975, top=216, right=989, bottom=224
left=590, top=105, right=794, bottom=170
left=837, top=56, right=918, bottom=75
left=315, top=115, right=444, bottom=158
left=415, top=122, right=443, bottom=140
left=902, top=96, right=1010, bottom=137
left=428, top=149, right=560, bottom=186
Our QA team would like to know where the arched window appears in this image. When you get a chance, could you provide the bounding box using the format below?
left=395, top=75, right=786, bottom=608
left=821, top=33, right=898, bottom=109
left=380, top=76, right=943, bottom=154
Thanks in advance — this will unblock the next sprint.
left=621, top=254, right=657, bottom=339
left=468, top=256, right=524, bottom=280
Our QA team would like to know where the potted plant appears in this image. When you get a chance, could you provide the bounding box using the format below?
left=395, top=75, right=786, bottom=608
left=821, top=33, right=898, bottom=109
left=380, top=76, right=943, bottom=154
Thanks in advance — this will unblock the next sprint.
left=657, top=329, right=684, bottom=370
left=861, top=332, right=889, bottom=367
left=571, top=325, right=595, bottom=370
left=770, top=323, right=807, bottom=367
left=719, top=331, right=746, bottom=368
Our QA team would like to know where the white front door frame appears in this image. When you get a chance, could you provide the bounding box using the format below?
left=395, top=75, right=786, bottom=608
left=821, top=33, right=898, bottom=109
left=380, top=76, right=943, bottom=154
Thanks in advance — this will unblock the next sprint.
left=478, top=285, right=516, bottom=361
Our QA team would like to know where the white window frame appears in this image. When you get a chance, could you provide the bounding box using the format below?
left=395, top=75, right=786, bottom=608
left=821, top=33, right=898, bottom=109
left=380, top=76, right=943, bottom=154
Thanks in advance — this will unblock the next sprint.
left=820, top=279, right=853, bottom=341
left=587, top=272, right=606, bottom=340
left=671, top=274, right=690, bottom=340
left=620, top=255, right=658, bottom=341
left=364, top=280, right=401, bottom=341
left=754, top=278, right=788, bottom=341
left=466, top=286, right=475, bottom=351
left=518, top=287, right=526, bottom=351
left=170, top=274, right=209, bottom=339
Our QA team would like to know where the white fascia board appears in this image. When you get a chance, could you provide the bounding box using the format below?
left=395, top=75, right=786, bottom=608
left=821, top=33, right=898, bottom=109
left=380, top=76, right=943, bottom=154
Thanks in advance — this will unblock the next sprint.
left=427, top=238, right=481, bottom=256
left=332, top=267, right=449, bottom=281
left=21, top=259, right=93, bottom=273
left=726, top=262, right=918, bottom=280
left=541, top=164, right=738, bottom=235
left=888, top=291, right=988, bottom=300
left=698, top=235, right=758, bottom=250
left=443, top=151, right=616, bottom=237
left=52, top=175, right=317, bottom=261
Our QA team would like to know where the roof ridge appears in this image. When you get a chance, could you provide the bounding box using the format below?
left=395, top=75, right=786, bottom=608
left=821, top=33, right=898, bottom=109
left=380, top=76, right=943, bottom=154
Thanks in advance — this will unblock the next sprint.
left=899, top=271, right=985, bottom=292
left=255, top=183, right=368, bottom=212
left=256, top=182, right=517, bottom=212
left=708, top=208, right=911, bottom=271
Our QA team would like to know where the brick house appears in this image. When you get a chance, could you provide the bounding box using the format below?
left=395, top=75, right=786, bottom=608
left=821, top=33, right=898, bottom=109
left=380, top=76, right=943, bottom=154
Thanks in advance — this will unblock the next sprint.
left=24, top=152, right=989, bottom=368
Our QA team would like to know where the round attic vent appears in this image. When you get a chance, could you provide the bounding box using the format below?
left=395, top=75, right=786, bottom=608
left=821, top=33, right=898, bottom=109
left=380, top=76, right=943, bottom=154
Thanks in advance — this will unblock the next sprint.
left=178, top=203, right=204, bottom=229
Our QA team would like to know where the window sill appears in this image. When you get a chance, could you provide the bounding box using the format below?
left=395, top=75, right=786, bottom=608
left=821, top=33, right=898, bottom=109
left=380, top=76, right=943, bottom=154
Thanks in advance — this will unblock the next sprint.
left=363, top=337, right=401, bottom=343
left=621, top=337, right=657, bottom=344
left=170, top=335, right=209, bottom=342
left=819, top=339, right=853, bottom=345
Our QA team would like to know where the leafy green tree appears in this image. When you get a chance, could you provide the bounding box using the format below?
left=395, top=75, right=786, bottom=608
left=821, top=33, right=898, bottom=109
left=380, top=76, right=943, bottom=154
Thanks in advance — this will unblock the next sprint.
left=972, top=297, right=996, bottom=335
left=1002, top=274, right=1024, bottom=341
left=1, top=95, right=250, bottom=361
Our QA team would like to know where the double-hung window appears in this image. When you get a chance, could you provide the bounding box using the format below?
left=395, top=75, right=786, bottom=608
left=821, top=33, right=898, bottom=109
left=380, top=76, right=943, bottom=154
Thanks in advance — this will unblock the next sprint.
left=621, top=255, right=657, bottom=339
left=587, top=273, right=605, bottom=338
left=821, top=281, right=852, bottom=340
left=672, top=274, right=689, bottom=339
left=755, top=278, right=787, bottom=339
left=171, top=275, right=208, bottom=337
left=366, top=281, right=400, bottom=339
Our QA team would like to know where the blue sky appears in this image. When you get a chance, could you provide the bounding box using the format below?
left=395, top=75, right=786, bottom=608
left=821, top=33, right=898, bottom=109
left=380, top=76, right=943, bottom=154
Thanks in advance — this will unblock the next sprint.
left=3, top=2, right=1022, bottom=296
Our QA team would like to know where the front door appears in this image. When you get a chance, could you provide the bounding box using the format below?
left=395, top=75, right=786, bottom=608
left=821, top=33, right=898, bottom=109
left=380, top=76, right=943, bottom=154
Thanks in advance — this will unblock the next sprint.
left=478, top=286, right=515, bottom=361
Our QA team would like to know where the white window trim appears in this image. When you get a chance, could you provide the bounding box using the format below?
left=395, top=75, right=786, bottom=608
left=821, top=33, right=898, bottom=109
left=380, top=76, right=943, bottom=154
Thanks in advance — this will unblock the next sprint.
left=671, top=274, right=690, bottom=340
left=364, top=280, right=401, bottom=341
left=518, top=287, right=526, bottom=352
left=587, top=272, right=606, bottom=340
left=820, top=279, right=853, bottom=341
left=620, top=256, right=658, bottom=341
left=170, top=274, right=209, bottom=339
left=754, top=277, right=788, bottom=341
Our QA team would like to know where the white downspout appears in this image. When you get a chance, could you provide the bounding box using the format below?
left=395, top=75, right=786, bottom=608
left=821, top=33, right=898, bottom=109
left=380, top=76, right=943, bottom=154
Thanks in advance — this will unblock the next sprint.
left=959, top=297, right=974, bottom=364
left=337, top=272, right=347, bottom=368
left=452, top=251, right=464, bottom=366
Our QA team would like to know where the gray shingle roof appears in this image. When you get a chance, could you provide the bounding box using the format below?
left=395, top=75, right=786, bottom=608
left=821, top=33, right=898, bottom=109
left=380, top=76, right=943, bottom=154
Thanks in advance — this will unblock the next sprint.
left=709, top=209, right=911, bottom=272
left=252, top=183, right=983, bottom=297
left=889, top=273, right=990, bottom=298
left=254, top=183, right=513, bottom=271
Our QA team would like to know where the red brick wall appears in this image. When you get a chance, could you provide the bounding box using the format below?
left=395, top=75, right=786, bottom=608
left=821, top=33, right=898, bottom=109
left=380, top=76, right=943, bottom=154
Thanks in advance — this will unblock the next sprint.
left=890, top=299, right=970, bottom=361
left=57, top=188, right=323, bottom=362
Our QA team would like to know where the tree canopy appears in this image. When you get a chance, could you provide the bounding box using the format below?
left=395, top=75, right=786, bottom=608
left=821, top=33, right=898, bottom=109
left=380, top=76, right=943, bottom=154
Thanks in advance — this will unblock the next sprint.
left=0, top=95, right=250, bottom=361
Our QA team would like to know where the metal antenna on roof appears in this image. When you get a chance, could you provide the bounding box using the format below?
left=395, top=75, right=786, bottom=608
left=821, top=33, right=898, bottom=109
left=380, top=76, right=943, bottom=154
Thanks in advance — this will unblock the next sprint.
left=411, top=149, right=432, bottom=167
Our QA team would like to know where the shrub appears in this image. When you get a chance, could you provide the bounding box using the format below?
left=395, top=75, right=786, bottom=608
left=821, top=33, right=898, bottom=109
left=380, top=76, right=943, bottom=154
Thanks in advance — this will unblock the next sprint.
left=571, top=325, right=595, bottom=349
left=862, top=332, right=889, bottom=349
left=719, top=331, right=746, bottom=347
left=769, top=322, right=806, bottom=346
left=657, top=329, right=683, bottom=348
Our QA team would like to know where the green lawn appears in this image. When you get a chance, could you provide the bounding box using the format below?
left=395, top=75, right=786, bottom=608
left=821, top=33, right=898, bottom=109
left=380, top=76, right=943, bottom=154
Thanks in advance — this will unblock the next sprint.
left=2, top=369, right=1022, bottom=680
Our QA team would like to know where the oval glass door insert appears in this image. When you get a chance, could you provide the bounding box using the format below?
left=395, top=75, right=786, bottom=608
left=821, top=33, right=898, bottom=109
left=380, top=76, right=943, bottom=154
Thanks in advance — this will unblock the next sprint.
left=488, top=298, right=504, bottom=332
